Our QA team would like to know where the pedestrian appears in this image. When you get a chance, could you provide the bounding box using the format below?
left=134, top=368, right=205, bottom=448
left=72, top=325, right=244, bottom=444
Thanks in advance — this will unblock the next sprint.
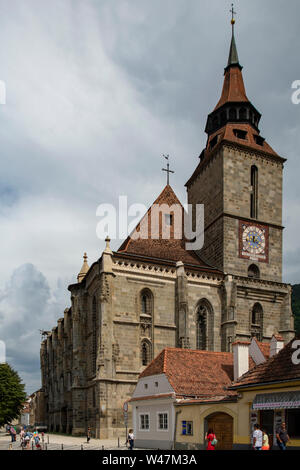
left=87, top=427, right=91, bottom=443
left=127, top=429, right=134, bottom=450
left=205, top=428, right=217, bottom=450
left=252, top=423, right=263, bottom=450
left=25, top=434, right=31, bottom=450
left=34, top=434, right=41, bottom=450
left=20, top=428, right=25, bottom=448
left=276, top=422, right=290, bottom=450
left=261, top=429, right=270, bottom=450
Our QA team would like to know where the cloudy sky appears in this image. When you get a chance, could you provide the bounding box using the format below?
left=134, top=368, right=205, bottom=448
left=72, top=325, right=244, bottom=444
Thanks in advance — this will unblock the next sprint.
left=0, top=0, right=300, bottom=394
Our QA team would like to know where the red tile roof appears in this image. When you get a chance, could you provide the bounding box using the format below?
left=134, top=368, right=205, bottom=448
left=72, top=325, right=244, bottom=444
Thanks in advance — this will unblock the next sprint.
left=214, top=65, right=249, bottom=111
left=186, top=123, right=281, bottom=187
left=139, top=348, right=236, bottom=399
left=230, top=337, right=300, bottom=388
left=118, top=185, right=218, bottom=269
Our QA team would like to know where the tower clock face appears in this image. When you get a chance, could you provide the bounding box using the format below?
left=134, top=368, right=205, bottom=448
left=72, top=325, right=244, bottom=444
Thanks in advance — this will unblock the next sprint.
left=239, top=221, right=269, bottom=263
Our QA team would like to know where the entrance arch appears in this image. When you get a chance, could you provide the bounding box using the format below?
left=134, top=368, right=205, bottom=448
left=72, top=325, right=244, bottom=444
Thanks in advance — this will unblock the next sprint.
left=206, top=412, right=233, bottom=450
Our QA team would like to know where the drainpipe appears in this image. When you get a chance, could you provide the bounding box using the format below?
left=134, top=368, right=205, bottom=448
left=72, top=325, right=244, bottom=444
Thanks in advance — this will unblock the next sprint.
left=172, top=409, right=182, bottom=450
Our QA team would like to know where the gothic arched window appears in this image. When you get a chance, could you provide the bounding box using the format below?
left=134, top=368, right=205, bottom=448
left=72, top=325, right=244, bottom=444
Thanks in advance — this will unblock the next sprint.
left=140, top=289, right=152, bottom=316
left=248, top=264, right=260, bottom=279
left=251, top=303, right=263, bottom=341
left=141, top=340, right=152, bottom=366
left=140, top=289, right=153, bottom=366
left=92, top=296, right=97, bottom=374
left=250, top=165, right=258, bottom=219
left=239, top=107, right=247, bottom=120
left=229, top=108, right=237, bottom=120
left=196, top=300, right=214, bottom=351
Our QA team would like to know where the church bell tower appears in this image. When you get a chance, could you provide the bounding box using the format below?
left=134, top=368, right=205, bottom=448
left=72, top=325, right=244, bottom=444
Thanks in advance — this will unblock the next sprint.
left=186, top=10, right=285, bottom=283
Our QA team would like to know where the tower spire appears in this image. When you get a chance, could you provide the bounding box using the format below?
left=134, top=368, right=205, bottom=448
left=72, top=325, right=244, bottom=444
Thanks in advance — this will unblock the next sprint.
left=227, top=4, right=240, bottom=69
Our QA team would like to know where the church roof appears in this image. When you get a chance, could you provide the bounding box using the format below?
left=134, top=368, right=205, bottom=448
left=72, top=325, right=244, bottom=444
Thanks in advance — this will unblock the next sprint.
left=230, top=336, right=300, bottom=389
left=139, top=348, right=236, bottom=399
left=117, top=184, right=215, bottom=269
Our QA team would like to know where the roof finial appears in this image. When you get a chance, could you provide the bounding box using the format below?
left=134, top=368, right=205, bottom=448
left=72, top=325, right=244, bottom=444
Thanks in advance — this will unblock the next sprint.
left=77, top=252, right=89, bottom=283
left=227, top=3, right=240, bottom=69
left=162, top=154, right=174, bottom=186
left=230, top=3, right=236, bottom=31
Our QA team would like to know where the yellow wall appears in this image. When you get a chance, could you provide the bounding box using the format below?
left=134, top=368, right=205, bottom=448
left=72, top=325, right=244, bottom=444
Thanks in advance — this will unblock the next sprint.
left=175, top=383, right=300, bottom=449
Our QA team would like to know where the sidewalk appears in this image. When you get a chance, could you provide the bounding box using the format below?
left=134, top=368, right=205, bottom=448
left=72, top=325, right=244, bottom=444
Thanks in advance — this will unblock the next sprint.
left=0, top=432, right=128, bottom=451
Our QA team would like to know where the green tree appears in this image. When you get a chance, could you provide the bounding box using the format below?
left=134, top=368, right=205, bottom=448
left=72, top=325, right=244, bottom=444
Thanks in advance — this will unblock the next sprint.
left=0, top=363, right=26, bottom=427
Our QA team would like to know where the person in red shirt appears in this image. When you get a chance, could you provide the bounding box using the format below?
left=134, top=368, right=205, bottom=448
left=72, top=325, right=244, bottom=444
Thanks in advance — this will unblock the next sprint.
left=205, top=428, right=217, bottom=450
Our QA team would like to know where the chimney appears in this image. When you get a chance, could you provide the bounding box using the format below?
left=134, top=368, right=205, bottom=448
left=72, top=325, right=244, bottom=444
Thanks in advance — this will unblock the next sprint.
left=270, top=334, right=284, bottom=357
left=232, top=341, right=250, bottom=381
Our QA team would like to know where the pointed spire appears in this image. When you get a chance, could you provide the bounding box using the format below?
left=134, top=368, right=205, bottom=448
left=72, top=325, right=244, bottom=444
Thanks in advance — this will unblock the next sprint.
left=226, top=4, right=241, bottom=70
left=77, top=252, right=89, bottom=283
left=227, top=31, right=239, bottom=67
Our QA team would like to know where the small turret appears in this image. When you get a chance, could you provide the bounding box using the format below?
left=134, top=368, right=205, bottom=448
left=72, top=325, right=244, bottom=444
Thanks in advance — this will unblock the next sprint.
left=77, top=252, right=89, bottom=283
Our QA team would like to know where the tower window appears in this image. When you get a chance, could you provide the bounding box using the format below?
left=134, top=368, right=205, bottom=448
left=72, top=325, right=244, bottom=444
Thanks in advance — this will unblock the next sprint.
left=251, top=303, right=263, bottom=341
left=141, top=340, right=151, bottom=366
left=233, top=129, right=247, bottom=140
left=250, top=165, right=258, bottom=219
left=248, top=264, right=260, bottom=279
left=239, top=108, right=247, bottom=120
left=254, top=135, right=265, bottom=146
left=229, top=108, right=237, bottom=120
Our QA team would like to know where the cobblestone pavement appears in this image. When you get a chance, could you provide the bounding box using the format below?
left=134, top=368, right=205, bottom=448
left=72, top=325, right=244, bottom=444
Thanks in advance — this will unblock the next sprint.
left=0, top=432, right=129, bottom=451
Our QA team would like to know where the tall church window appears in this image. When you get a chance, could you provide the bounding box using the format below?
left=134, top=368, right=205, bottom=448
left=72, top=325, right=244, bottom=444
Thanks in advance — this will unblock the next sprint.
left=251, top=302, right=263, bottom=341
left=92, top=296, right=97, bottom=374
left=248, top=264, right=260, bottom=279
left=196, top=300, right=214, bottom=351
left=250, top=165, right=258, bottom=219
left=141, top=340, right=152, bottom=366
left=140, top=289, right=153, bottom=366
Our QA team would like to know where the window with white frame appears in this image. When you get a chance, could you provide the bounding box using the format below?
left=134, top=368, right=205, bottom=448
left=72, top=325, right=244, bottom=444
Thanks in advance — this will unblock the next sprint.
left=158, top=412, right=168, bottom=430
left=139, top=413, right=150, bottom=431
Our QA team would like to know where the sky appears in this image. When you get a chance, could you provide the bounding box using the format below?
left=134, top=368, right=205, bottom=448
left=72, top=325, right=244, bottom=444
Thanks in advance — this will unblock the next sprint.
left=0, top=0, right=300, bottom=394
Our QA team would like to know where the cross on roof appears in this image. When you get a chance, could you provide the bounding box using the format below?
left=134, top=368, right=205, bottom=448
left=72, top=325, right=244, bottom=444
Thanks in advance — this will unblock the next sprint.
left=162, top=154, right=174, bottom=185
left=230, top=3, right=236, bottom=21
left=230, top=3, right=237, bottom=31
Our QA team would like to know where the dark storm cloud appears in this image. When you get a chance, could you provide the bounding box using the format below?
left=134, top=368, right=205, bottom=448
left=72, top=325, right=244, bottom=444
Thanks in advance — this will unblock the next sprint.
left=0, top=0, right=299, bottom=391
left=0, top=264, right=70, bottom=393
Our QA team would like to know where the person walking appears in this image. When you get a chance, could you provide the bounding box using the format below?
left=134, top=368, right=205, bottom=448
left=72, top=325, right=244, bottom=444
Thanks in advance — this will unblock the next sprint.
left=252, top=423, right=263, bottom=450
left=86, top=427, right=91, bottom=443
left=276, top=422, right=290, bottom=450
left=127, top=429, right=134, bottom=450
left=262, top=429, right=270, bottom=450
left=205, top=428, right=217, bottom=450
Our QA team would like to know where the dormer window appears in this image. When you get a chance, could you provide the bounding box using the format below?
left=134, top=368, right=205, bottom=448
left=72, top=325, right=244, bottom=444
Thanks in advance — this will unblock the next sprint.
left=233, top=129, right=247, bottom=140
left=254, top=135, right=265, bottom=146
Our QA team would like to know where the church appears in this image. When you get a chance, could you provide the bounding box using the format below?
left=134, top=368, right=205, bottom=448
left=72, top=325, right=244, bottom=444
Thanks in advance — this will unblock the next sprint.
left=40, top=17, right=295, bottom=438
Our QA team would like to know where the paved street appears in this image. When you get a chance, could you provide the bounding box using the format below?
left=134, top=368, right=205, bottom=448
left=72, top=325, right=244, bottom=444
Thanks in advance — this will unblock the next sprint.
left=0, top=432, right=129, bottom=451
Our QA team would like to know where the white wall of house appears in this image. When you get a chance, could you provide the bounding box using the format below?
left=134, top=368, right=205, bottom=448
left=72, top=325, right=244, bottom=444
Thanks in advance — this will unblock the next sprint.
left=131, top=373, right=176, bottom=449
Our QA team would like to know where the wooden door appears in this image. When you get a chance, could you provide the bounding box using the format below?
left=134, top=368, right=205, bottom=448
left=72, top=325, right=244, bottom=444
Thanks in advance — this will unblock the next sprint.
left=207, top=413, right=233, bottom=450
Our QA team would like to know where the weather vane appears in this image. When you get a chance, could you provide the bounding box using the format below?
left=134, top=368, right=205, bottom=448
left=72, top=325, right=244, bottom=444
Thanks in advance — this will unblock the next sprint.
left=230, top=3, right=236, bottom=31
left=162, top=154, right=174, bottom=185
